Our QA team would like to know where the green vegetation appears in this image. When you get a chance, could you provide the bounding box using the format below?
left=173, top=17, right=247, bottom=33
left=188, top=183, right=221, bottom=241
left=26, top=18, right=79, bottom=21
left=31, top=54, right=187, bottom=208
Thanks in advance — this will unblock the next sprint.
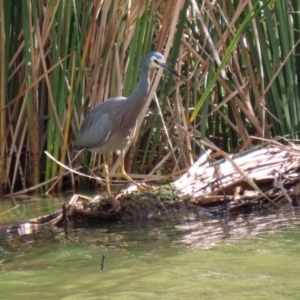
left=0, top=0, right=299, bottom=195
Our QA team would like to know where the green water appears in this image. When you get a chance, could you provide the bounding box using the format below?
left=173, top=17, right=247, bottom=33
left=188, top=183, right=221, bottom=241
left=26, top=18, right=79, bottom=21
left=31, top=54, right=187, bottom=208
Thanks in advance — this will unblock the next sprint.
left=1, top=198, right=300, bottom=300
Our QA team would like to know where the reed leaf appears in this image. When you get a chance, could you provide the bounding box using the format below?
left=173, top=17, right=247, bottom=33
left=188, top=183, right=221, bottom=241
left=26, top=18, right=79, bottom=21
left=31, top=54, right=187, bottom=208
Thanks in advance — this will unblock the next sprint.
left=1, top=0, right=299, bottom=195
left=0, top=0, right=7, bottom=193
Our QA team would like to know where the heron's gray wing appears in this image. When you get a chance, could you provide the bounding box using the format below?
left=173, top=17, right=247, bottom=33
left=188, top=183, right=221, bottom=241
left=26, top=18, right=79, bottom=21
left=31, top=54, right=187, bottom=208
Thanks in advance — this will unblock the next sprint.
left=74, top=97, right=127, bottom=150
left=74, top=110, right=112, bottom=150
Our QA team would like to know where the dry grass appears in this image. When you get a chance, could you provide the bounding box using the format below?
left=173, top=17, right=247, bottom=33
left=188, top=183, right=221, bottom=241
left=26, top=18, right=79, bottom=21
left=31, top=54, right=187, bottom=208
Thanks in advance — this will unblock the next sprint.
left=1, top=0, right=299, bottom=196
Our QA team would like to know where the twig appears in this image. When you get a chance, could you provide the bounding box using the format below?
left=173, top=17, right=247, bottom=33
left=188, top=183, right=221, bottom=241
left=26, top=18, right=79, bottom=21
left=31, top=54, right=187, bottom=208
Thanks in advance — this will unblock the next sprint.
left=62, top=203, right=69, bottom=226
left=100, top=255, right=106, bottom=271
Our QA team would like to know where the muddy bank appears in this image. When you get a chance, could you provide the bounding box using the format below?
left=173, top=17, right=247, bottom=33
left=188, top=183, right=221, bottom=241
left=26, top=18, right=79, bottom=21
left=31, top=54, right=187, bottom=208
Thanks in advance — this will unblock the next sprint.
left=2, top=142, right=300, bottom=232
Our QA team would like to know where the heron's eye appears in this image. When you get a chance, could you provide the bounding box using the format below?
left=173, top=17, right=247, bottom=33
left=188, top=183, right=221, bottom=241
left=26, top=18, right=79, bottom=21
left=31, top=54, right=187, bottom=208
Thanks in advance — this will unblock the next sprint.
left=154, top=59, right=158, bottom=64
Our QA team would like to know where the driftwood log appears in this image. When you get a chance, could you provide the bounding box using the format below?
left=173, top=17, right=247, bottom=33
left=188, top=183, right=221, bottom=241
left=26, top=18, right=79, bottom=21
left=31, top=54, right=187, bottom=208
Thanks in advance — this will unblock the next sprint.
left=173, top=144, right=300, bottom=207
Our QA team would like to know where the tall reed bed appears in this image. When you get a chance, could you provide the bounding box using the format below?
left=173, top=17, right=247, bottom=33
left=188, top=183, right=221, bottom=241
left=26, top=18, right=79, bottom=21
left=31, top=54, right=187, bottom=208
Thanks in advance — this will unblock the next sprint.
left=0, top=0, right=299, bottom=195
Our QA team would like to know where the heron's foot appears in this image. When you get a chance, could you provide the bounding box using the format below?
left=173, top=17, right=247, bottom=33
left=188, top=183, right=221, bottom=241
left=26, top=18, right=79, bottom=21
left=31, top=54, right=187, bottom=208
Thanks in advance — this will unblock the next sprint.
left=124, top=182, right=158, bottom=194
left=120, top=167, right=158, bottom=194
left=137, top=183, right=158, bottom=193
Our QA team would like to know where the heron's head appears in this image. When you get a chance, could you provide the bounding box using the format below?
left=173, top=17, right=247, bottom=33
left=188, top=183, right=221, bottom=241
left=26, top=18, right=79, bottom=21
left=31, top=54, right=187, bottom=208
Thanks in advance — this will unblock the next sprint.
left=145, top=51, right=180, bottom=77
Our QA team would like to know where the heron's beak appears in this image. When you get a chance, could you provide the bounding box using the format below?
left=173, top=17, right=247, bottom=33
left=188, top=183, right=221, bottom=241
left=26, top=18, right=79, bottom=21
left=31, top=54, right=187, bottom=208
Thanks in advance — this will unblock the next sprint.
left=158, top=62, right=180, bottom=78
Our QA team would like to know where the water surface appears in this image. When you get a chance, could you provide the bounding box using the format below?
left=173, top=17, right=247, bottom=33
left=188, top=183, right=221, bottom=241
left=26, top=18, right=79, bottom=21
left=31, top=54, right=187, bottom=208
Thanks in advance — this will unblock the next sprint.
left=1, top=197, right=300, bottom=299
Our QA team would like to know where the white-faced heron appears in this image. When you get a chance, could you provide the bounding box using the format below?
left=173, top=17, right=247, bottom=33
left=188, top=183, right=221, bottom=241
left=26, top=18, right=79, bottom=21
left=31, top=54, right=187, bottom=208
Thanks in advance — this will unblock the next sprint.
left=74, top=51, right=180, bottom=196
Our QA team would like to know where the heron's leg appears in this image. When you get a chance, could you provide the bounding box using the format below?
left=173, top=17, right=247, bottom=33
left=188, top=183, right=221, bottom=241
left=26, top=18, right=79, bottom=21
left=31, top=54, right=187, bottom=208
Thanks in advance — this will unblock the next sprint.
left=103, top=153, right=112, bottom=197
left=120, top=150, right=152, bottom=192
left=119, top=150, right=138, bottom=185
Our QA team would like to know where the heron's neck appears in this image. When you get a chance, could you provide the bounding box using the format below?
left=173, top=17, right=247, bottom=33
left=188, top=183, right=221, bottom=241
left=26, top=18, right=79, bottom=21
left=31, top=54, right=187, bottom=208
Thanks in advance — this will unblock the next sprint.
left=127, top=63, right=150, bottom=108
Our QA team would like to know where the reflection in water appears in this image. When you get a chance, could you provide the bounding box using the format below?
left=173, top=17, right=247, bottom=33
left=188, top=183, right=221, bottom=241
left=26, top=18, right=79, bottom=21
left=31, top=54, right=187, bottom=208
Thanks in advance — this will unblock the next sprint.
left=1, top=204, right=300, bottom=253
left=177, top=208, right=300, bottom=249
left=1, top=199, right=300, bottom=300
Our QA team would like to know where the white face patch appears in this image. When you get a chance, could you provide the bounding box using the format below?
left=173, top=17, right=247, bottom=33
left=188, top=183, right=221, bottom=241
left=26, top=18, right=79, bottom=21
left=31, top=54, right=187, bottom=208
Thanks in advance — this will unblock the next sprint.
left=150, top=55, right=166, bottom=68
